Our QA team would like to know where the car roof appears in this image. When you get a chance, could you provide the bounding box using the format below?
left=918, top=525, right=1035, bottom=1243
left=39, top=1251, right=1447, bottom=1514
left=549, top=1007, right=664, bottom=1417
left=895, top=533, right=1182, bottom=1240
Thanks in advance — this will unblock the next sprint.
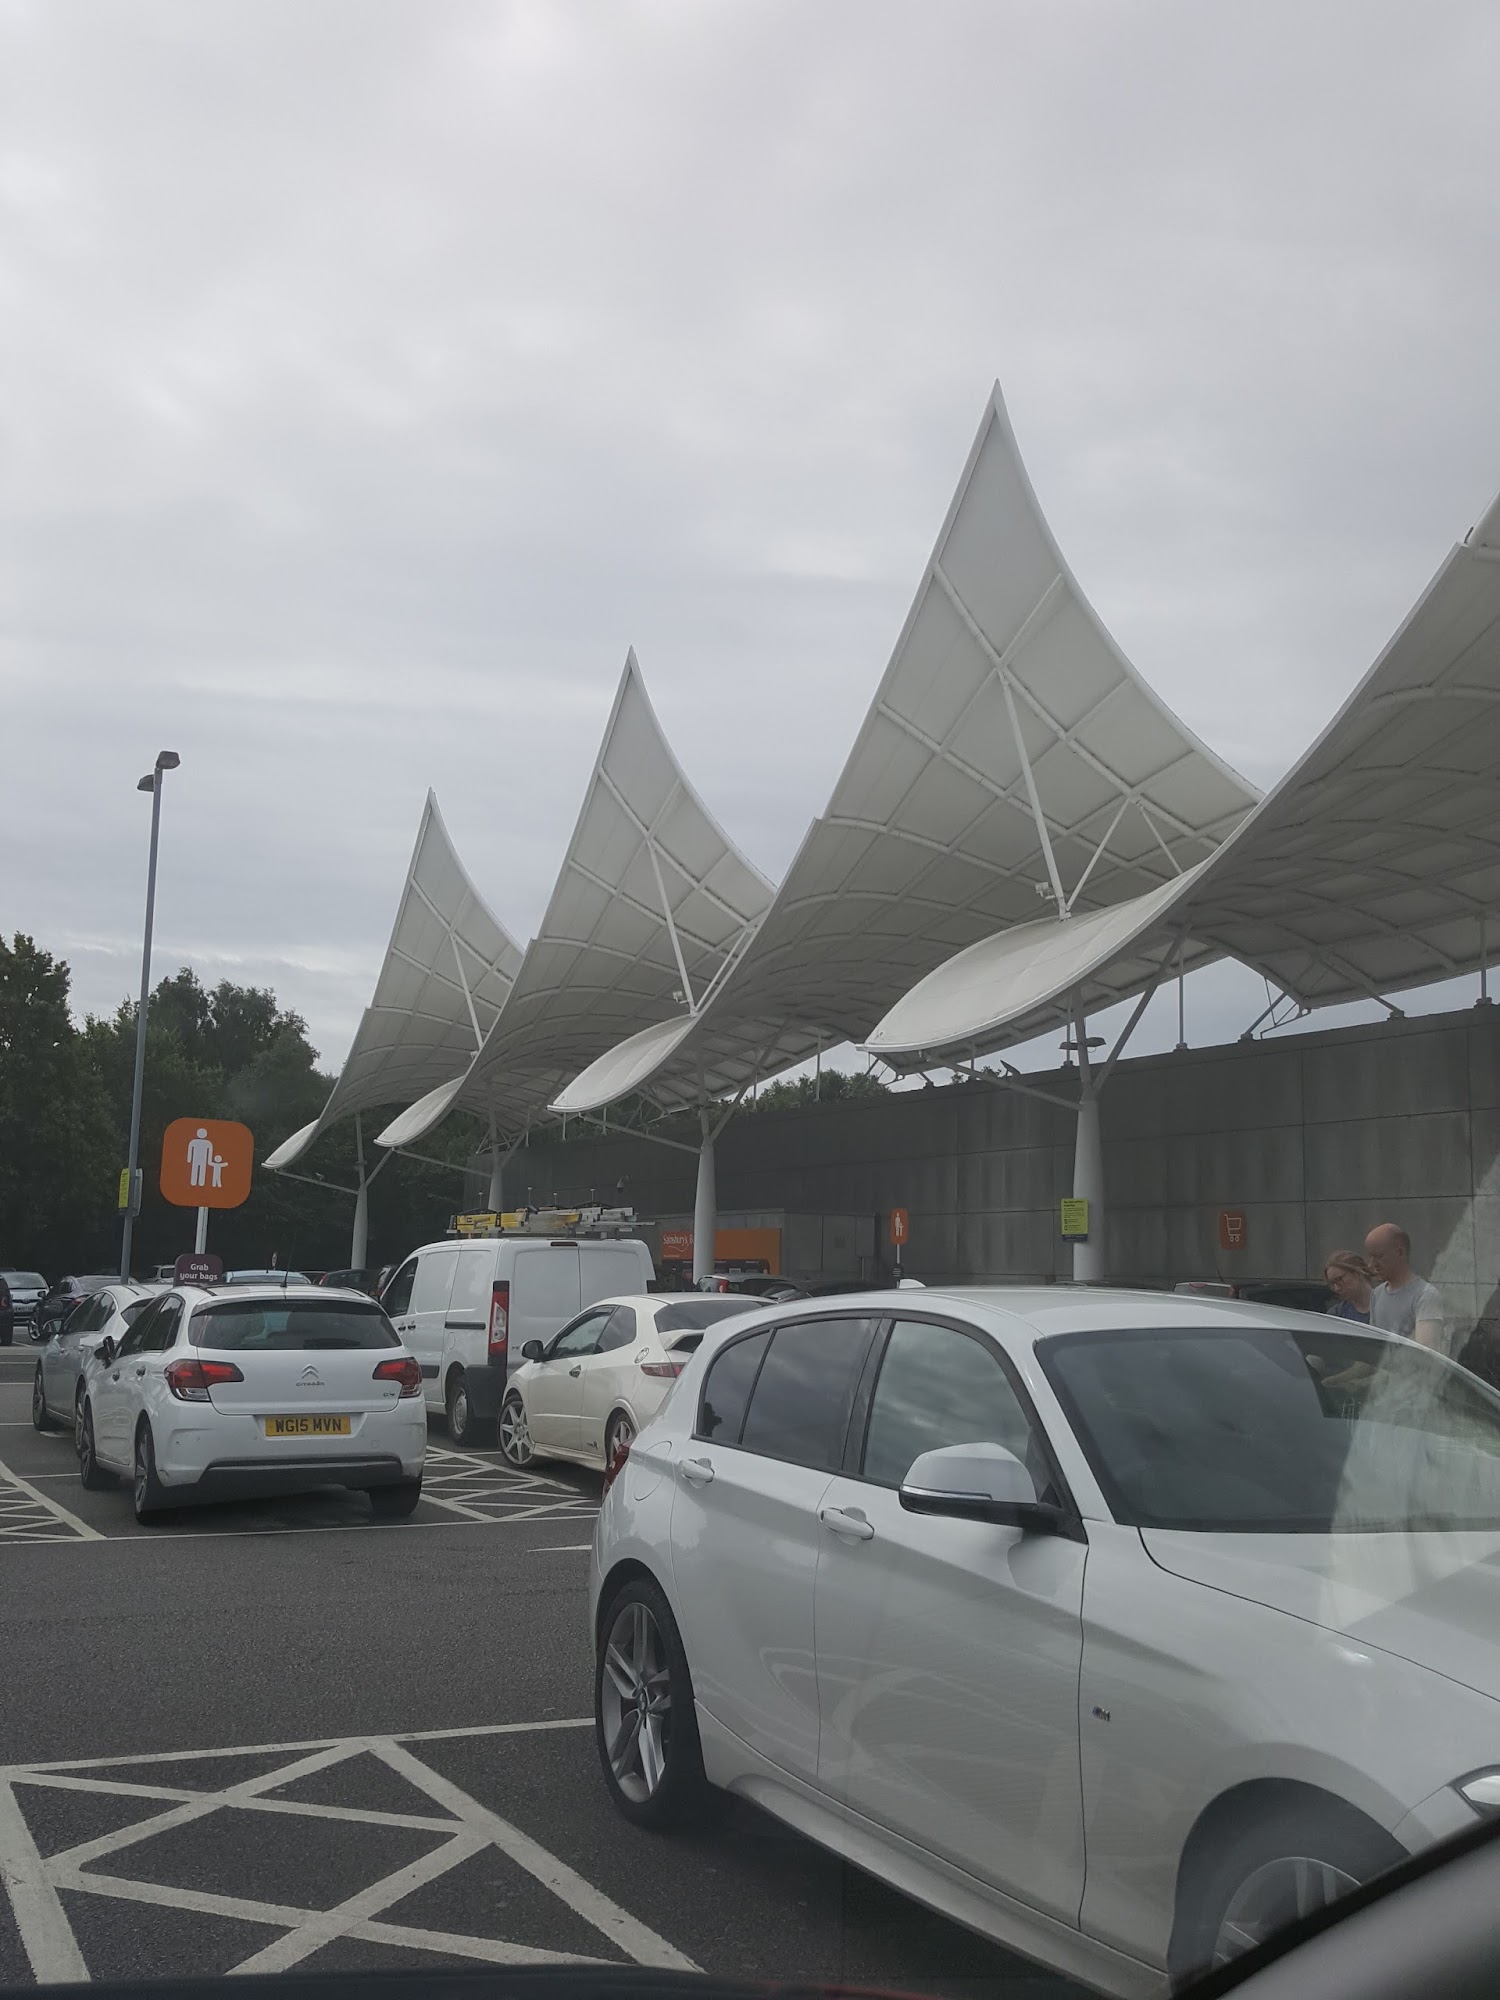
left=693, top=1282, right=1355, bottom=1343
left=174, top=1283, right=378, bottom=1306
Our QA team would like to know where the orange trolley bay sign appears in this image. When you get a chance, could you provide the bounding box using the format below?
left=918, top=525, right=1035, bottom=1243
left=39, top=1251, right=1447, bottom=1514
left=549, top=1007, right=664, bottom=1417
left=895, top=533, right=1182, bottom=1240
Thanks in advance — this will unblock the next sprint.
left=888, top=1207, right=909, bottom=1248
left=1219, top=1209, right=1247, bottom=1251
left=160, top=1117, right=255, bottom=1210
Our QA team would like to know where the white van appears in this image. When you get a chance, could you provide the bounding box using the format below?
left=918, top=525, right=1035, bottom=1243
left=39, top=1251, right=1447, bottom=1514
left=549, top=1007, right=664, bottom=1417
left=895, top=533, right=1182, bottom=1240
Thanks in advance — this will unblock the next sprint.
left=379, top=1233, right=655, bottom=1446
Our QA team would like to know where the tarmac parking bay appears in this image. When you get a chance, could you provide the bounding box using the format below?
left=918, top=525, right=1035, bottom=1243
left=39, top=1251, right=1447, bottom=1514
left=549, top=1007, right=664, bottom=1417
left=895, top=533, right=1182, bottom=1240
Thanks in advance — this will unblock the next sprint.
left=0, top=1348, right=1075, bottom=1998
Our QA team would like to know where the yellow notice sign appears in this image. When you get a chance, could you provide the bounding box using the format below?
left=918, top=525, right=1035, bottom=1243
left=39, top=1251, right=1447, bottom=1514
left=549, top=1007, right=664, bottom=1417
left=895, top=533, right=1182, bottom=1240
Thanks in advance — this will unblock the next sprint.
left=118, top=1169, right=133, bottom=1212
left=1059, top=1198, right=1090, bottom=1239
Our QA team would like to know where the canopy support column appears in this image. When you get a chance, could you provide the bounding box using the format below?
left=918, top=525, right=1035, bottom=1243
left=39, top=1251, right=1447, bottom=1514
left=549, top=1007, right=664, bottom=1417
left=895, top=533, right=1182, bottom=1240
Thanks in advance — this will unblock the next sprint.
left=693, top=1109, right=716, bottom=1288
left=1071, top=1002, right=1104, bottom=1284
left=486, top=1114, right=505, bottom=1211
left=352, top=1112, right=370, bottom=1269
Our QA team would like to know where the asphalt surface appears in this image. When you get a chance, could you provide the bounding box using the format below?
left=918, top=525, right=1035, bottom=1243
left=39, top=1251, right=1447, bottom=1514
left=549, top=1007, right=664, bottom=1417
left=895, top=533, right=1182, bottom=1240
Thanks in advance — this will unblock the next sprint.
left=0, top=1340, right=1078, bottom=1998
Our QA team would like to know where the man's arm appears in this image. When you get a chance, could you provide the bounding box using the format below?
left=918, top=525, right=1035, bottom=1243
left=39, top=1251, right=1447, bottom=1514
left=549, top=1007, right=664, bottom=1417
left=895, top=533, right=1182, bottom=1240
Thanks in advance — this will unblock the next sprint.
left=1415, top=1282, right=1446, bottom=1350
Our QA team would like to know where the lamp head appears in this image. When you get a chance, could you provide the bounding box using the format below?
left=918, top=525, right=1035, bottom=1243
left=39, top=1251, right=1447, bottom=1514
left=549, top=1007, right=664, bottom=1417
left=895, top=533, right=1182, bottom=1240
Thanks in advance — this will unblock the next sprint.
left=155, top=750, right=181, bottom=771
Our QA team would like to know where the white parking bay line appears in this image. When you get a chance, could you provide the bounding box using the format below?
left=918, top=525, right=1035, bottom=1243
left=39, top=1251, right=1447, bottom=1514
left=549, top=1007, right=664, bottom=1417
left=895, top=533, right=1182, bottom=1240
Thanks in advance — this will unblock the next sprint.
left=529, top=1544, right=592, bottom=1553
left=0, top=1720, right=692, bottom=1981
left=0, top=1780, right=90, bottom=1982
left=0, top=1458, right=102, bottom=1541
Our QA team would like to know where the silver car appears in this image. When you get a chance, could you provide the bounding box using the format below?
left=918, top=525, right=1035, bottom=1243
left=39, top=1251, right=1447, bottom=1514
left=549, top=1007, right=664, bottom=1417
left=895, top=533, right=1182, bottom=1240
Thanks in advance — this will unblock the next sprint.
left=1, top=1270, right=48, bottom=1333
left=33, top=1284, right=157, bottom=1437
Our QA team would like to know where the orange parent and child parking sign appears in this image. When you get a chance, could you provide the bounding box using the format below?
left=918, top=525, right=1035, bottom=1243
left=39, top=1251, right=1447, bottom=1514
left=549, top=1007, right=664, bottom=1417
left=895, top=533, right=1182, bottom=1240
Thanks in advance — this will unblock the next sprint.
left=159, top=1117, right=254, bottom=1209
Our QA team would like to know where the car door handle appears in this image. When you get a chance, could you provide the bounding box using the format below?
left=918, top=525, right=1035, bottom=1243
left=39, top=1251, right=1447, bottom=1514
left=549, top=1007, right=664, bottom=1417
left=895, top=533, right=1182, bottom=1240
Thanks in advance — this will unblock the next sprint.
left=679, top=1457, right=715, bottom=1486
left=819, top=1505, right=875, bottom=1541
left=134, top=1367, right=145, bottom=1377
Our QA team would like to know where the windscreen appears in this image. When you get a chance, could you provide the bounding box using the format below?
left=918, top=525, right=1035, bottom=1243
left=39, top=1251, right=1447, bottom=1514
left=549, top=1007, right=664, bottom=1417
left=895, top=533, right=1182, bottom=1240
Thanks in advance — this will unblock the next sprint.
left=191, top=1298, right=399, bottom=1351
left=6, top=1273, right=46, bottom=1289
left=655, top=1299, right=762, bottom=1333
left=1042, top=1325, right=1500, bottom=1533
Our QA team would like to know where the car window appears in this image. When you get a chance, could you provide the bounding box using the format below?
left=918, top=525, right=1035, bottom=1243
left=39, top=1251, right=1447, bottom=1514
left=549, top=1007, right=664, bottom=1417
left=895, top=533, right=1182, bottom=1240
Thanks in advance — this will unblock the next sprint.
left=861, top=1318, right=1037, bottom=1488
left=381, top=1258, right=417, bottom=1318
left=655, top=1298, right=762, bottom=1332
left=549, top=1309, right=611, bottom=1360
left=120, top=1298, right=155, bottom=1328
left=116, top=1298, right=163, bottom=1358
left=598, top=1305, right=636, bottom=1352
left=191, top=1299, right=399, bottom=1350
left=697, top=1329, right=771, bottom=1443
left=69, top=1293, right=109, bottom=1335
left=737, top=1317, right=877, bottom=1471
left=411, top=1250, right=459, bottom=1315
left=446, top=1249, right=492, bottom=1321
left=1042, top=1325, right=1500, bottom=1532
left=140, top=1297, right=184, bottom=1353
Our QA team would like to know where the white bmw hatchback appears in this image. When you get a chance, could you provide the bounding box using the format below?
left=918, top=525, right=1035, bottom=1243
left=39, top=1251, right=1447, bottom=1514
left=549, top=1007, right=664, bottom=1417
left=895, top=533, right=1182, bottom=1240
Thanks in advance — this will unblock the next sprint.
left=78, top=1284, right=427, bottom=1523
left=590, top=1287, right=1500, bottom=1995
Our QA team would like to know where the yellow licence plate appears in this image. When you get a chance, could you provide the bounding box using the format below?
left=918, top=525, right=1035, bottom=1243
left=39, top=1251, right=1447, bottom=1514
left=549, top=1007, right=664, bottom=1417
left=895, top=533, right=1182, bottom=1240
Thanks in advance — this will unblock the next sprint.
left=263, top=1415, right=352, bottom=1438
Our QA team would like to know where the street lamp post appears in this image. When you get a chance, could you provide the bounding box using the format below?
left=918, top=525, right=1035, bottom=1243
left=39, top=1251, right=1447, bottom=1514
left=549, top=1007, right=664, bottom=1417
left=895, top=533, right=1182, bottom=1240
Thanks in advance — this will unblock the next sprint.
left=119, top=751, right=180, bottom=1281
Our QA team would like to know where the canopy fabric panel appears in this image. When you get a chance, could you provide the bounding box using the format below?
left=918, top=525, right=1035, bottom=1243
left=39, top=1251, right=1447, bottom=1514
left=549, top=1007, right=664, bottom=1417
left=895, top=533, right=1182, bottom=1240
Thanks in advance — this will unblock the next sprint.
left=263, top=792, right=522, bottom=1170
left=554, top=385, right=1259, bottom=1116
left=862, top=487, right=1500, bottom=1062
left=375, top=652, right=775, bottom=1146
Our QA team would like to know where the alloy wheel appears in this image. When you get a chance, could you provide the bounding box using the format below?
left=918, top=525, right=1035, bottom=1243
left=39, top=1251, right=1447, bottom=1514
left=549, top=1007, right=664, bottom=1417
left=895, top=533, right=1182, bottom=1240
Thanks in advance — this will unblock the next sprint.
left=1213, top=1854, right=1359, bottom=1965
left=498, top=1395, right=533, bottom=1466
left=606, top=1413, right=635, bottom=1460
left=600, top=1598, right=672, bottom=1803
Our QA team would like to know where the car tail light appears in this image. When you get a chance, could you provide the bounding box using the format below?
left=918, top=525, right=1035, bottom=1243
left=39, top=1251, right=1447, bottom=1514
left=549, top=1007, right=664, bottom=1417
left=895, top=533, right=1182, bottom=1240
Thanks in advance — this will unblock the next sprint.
left=602, top=1437, right=630, bottom=1495
left=639, top=1359, right=684, bottom=1378
left=488, top=1281, right=509, bottom=1363
left=165, top=1357, right=244, bottom=1403
left=373, top=1356, right=422, bottom=1397
left=716, top=1278, right=729, bottom=1294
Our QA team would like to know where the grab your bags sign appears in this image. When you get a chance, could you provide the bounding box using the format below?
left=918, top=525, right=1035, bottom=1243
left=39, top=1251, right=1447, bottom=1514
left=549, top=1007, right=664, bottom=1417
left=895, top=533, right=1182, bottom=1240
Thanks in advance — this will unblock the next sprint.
left=160, top=1118, right=254, bottom=1209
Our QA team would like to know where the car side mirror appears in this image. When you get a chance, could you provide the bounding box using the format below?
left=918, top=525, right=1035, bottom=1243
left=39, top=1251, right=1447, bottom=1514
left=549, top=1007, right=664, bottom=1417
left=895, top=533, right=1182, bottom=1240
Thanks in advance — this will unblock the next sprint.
left=520, top=1339, right=544, bottom=1362
left=899, top=1442, right=1065, bottom=1534
left=97, top=1335, right=116, bottom=1368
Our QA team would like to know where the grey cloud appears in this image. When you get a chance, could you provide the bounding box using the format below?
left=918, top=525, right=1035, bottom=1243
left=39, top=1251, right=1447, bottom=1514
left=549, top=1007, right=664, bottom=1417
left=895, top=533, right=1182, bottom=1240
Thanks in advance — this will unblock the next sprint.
left=2, top=0, right=1496, bottom=1071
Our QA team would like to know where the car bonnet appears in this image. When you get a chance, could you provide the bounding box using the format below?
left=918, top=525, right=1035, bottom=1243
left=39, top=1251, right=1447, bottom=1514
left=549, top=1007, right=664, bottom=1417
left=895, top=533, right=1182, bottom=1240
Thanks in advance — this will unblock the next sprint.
left=1142, top=1527, right=1500, bottom=1700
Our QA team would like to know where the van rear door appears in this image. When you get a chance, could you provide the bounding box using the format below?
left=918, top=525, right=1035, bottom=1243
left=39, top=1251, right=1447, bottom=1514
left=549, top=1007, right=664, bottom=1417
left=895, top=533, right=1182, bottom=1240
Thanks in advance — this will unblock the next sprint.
left=509, top=1244, right=581, bottom=1350
left=579, top=1242, right=653, bottom=1308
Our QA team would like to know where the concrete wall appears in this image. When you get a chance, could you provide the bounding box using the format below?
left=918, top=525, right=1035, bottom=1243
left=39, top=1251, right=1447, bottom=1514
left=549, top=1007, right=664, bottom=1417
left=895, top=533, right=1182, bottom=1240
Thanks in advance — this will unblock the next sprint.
left=509, top=1002, right=1500, bottom=1335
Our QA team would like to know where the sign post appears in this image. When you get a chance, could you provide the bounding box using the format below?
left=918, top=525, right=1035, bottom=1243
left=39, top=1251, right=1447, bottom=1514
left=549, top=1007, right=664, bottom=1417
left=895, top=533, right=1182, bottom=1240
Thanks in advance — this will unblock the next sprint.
left=888, top=1207, right=909, bottom=1281
left=160, top=1118, right=254, bottom=1260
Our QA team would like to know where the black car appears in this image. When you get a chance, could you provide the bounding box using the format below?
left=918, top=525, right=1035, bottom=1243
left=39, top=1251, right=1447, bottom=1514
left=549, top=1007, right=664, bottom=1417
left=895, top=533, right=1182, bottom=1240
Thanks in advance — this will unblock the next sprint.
left=36, top=1273, right=117, bottom=1340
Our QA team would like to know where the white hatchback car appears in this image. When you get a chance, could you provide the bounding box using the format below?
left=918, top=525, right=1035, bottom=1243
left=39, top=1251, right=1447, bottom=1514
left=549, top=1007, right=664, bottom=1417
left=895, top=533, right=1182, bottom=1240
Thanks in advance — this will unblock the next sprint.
left=590, top=1287, right=1500, bottom=1995
left=78, top=1284, right=426, bottom=1524
left=498, top=1293, right=765, bottom=1472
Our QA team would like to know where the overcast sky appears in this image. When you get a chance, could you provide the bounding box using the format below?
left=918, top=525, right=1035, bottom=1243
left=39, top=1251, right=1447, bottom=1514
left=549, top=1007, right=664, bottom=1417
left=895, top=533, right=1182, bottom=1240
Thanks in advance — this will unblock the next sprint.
left=3, top=0, right=1497, bottom=1081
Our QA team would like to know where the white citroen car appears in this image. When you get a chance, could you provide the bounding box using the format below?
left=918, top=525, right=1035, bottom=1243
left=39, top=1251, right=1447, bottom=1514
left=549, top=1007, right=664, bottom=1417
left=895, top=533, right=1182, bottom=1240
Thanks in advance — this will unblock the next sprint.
left=77, top=1283, right=426, bottom=1523
left=590, top=1287, right=1500, bottom=1996
left=498, top=1292, right=764, bottom=1473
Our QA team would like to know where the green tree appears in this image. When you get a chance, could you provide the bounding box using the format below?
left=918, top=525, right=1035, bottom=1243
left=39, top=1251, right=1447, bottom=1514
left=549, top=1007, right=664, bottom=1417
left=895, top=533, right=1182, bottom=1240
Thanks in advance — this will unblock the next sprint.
left=0, top=936, right=119, bottom=1273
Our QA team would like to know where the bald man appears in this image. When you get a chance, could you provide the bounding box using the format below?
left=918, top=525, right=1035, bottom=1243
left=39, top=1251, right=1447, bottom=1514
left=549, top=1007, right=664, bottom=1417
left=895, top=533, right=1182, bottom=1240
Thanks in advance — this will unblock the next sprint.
left=1365, top=1223, right=1446, bottom=1350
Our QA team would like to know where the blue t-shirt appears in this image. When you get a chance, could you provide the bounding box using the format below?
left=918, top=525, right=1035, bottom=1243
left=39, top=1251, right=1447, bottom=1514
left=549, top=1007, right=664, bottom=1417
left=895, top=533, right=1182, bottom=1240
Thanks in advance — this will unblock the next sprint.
left=1328, top=1299, right=1371, bottom=1324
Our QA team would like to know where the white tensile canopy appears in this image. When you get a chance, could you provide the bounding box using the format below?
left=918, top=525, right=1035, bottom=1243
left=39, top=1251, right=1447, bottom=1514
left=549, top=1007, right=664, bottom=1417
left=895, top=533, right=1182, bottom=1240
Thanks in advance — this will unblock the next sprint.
left=865, top=487, right=1500, bottom=1065
left=263, top=792, right=523, bottom=1176
left=374, top=652, right=775, bottom=1153
left=552, top=385, right=1260, bottom=1120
